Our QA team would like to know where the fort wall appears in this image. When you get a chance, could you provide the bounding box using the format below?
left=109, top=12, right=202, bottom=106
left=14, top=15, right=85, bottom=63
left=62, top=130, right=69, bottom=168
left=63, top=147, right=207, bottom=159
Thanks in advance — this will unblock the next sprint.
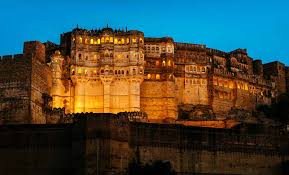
left=0, top=114, right=288, bottom=174
left=0, top=53, right=31, bottom=123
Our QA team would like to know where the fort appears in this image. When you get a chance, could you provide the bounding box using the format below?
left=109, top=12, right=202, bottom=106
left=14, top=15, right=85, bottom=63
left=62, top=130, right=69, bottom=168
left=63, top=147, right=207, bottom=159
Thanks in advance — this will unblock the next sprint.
left=0, top=26, right=288, bottom=174
left=1, top=26, right=289, bottom=124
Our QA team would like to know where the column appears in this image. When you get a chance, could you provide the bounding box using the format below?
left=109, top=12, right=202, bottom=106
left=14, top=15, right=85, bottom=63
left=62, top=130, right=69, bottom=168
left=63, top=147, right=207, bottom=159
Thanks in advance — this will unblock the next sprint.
left=101, top=76, right=113, bottom=113
left=129, top=77, right=143, bottom=111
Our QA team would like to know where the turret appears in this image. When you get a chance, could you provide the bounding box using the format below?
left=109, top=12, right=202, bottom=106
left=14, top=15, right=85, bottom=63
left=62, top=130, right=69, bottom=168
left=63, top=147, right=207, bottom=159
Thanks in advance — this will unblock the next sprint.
left=50, top=50, right=65, bottom=108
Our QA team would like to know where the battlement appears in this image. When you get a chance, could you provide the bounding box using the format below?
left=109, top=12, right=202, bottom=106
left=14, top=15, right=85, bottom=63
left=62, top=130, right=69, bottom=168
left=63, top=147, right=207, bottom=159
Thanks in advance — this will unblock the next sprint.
left=0, top=54, right=24, bottom=62
left=229, top=48, right=248, bottom=55
left=206, top=47, right=227, bottom=57
left=174, top=42, right=206, bottom=50
left=117, top=111, right=148, bottom=122
left=68, top=27, right=144, bottom=37
left=144, top=37, right=174, bottom=43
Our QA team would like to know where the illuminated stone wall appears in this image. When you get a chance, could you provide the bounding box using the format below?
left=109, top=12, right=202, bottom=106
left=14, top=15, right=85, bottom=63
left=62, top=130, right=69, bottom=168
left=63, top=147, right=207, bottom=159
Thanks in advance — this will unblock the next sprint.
left=141, top=38, right=177, bottom=120
left=51, top=28, right=144, bottom=114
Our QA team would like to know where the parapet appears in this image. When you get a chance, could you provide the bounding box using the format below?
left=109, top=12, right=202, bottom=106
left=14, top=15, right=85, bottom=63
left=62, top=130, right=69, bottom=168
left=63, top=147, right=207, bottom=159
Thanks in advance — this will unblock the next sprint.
left=174, top=42, right=206, bottom=51
left=206, top=47, right=227, bottom=57
left=145, top=37, right=174, bottom=43
left=69, top=26, right=144, bottom=37
left=0, top=54, right=24, bottom=63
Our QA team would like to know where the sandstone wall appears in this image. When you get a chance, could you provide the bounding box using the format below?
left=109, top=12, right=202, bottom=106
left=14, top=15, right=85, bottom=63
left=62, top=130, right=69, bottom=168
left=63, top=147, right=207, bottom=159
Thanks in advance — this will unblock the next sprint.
left=0, top=54, right=31, bottom=124
left=130, top=122, right=289, bottom=175
left=140, top=80, right=177, bottom=120
left=29, top=41, right=52, bottom=123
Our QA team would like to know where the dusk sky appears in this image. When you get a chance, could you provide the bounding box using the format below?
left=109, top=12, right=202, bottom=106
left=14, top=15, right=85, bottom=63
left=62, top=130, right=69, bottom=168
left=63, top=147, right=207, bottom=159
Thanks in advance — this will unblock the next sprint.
left=0, top=0, right=288, bottom=64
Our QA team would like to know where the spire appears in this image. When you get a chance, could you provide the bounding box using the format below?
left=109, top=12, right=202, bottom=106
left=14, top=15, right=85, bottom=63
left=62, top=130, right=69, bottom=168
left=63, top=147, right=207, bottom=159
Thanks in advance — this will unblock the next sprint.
left=126, top=26, right=128, bottom=32
left=76, top=24, right=79, bottom=29
left=106, top=24, right=109, bottom=28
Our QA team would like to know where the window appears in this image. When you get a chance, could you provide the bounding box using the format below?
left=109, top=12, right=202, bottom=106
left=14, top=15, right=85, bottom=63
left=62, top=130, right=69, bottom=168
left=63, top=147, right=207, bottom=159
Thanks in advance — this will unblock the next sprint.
left=168, top=60, right=171, bottom=66
left=156, top=74, right=160, bottom=80
left=156, top=60, right=160, bottom=66
left=105, top=37, right=110, bottom=43
left=90, top=39, right=94, bottom=44
left=133, top=69, right=136, bottom=75
left=147, top=74, right=151, bottom=79
left=132, top=38, right=137, bottom=43
left=79, top=37, right=83, bottom=44
left=162, top=60, right=166, bottom=66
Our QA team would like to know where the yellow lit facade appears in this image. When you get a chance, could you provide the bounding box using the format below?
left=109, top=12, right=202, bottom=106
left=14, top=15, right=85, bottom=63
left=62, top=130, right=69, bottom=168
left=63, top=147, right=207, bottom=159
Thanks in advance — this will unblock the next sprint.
left=50, top=27, right=275, bottom=120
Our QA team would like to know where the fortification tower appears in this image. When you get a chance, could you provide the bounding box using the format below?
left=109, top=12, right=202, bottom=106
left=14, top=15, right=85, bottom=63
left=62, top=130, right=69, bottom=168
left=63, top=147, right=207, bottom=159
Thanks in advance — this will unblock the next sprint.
left=141, top=37, right=177, bottom=121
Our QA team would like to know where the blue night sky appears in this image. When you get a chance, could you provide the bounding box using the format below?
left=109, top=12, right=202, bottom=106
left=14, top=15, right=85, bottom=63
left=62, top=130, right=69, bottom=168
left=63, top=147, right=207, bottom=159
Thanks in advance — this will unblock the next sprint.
left=0, top=0, right=288, bottom=64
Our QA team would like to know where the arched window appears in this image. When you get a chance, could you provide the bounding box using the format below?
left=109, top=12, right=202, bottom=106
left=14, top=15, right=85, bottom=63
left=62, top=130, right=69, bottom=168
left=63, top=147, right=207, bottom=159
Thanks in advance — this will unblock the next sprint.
left=101, top=37, right=105, bottom=43
left=78, top=54, right=82, bottom=60
left=105, top=37, right=110, bottom=43
left=71, top=69, right=75, bottom=75
left=127, top=38, right=130, bottom=44
left=79, top=37, right=83, bottom=44
left=121, top=38, right=125, bottom=44
left=147, top=74, right=151, bottom=79
left=168, top=60, right=171, bottom=67
left=156, top=74, right=160, bottom=80
left=133, top=69, right=136, bottom=75
left=77, top=68, right=82, bottom=74
left=97, top=39, right=100, bottom=44
left=162, top=60, right=166, bottom=66
left=90, top=39, right=94, bottom=44
left=115, top=70, right=117, bottom=74
left=110, top=37, right=113, bottom=43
